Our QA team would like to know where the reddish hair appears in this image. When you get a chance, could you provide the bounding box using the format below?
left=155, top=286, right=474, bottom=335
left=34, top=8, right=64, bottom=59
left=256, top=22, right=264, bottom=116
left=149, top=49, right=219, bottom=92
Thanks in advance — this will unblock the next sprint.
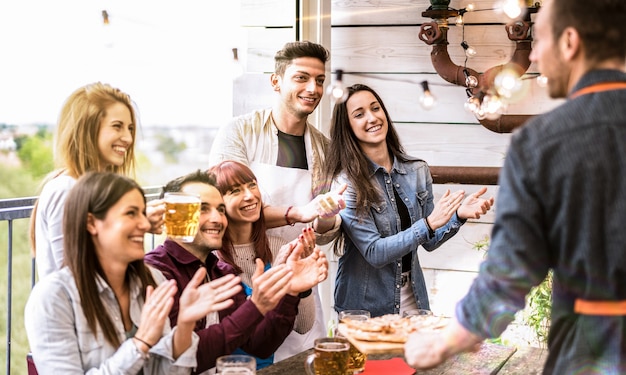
left=208, top=161, right=273, bottom=273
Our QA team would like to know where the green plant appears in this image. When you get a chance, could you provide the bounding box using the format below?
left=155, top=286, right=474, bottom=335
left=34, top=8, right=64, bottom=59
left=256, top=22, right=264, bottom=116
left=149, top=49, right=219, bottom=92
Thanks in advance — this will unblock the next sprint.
left=523, top=271, right=552, bottom=346
left=473, top=235, right=552, bottom=346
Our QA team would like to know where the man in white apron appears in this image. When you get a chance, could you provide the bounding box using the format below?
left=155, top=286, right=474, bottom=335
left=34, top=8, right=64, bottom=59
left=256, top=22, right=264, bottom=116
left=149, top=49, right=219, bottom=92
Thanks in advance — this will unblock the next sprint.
left=209, top=41, right=344, bottom=362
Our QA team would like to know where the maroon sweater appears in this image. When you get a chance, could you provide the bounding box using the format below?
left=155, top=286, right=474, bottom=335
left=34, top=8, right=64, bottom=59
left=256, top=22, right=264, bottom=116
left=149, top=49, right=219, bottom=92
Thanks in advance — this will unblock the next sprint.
left=144, top=239, right=298, bottom=373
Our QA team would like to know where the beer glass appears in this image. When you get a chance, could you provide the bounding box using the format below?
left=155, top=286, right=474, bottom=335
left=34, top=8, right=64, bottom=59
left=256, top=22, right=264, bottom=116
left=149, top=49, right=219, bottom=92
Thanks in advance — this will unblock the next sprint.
left=163, top=192, right=201, bottom=243
left=402, top=309, right=434, bottom=317
left=304, top=337, right=350, bottom=375
left=216, top=354, right=256, bottom=374
left=338, top=310, right=370, bottom=374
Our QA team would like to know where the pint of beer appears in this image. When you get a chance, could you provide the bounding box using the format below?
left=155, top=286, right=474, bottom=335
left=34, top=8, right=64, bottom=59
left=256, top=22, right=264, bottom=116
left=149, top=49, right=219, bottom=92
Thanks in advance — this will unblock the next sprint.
left=338, top=310, right=370, bottom=374
left=164, top=192, right=201, bottom=243
left=304, top=337, right=350, bottom=375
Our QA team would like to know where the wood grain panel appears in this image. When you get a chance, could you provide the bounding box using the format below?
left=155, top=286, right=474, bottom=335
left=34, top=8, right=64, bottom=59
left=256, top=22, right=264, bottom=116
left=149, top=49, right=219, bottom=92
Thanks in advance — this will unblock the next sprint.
left=332, top=25, right=539, bottom=74
left=331, top=0, right=533, bottom=25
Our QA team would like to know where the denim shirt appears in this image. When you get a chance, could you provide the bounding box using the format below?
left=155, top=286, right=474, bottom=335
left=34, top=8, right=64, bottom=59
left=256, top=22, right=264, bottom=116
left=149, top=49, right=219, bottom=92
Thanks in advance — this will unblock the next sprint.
left=334, top=156, right=465, bottom=317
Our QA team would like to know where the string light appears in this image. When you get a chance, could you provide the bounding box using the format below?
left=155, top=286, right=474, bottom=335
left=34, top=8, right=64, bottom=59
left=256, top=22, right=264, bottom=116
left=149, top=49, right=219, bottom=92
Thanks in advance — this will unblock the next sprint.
left=536, top=75, right=548, bottom=87
left=461, top=41, right=477, bottom=58
left=419, top=81, right=437, bottom=110
left=498, top=0, right=524, bottom=19
left=327, top=69, right=349, bottom=103
left=494, top=69, right=523, bottom=99
left=231, top=48, right=245, bottom=80
left=463, top=69, right=479, bottom=88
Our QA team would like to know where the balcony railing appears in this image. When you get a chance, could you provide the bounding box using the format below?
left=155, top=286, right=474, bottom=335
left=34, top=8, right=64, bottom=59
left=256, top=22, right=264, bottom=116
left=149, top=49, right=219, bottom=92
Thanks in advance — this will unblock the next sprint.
left=1, top=186, right=162, bottom=375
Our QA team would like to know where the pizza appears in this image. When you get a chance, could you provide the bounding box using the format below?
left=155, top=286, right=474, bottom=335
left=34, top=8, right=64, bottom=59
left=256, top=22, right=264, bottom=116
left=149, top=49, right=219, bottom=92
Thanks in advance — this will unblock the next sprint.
left=340, top=313, right=446, bottom=344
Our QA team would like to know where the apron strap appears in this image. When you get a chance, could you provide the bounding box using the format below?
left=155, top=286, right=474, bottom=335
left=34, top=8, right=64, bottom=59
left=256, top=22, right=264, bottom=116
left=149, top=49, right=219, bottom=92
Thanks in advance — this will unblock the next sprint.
left=574, top=299, right=626, bottom=316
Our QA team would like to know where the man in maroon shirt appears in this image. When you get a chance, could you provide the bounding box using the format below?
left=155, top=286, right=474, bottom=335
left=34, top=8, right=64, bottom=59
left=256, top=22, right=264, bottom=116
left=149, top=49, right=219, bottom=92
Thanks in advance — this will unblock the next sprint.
left=145, top=170, right=328, bottom=373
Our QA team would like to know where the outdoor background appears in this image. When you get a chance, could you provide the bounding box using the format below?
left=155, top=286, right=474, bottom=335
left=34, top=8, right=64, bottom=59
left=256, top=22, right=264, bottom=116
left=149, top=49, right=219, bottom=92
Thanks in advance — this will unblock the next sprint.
left=1, top=1, right=244, bottom=373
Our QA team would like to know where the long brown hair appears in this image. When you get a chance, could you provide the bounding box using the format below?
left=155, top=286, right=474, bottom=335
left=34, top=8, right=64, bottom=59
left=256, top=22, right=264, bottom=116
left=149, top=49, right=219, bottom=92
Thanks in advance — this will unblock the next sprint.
left=323, top=84, right=412, bottom=218
left=29, top=82, right=139, bottom=257
left=208, top=161, right=273, bottom=273
left=63, top=171, right=155, bottom=348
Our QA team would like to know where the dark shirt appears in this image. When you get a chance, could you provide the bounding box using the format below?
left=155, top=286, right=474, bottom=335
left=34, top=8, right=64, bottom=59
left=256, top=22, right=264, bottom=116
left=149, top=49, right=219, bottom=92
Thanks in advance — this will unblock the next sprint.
left=277, top=129, right=308, bottom=169
left=144, top=239, right=298, bottom=373
left=457, top=69, right=626, bottom=374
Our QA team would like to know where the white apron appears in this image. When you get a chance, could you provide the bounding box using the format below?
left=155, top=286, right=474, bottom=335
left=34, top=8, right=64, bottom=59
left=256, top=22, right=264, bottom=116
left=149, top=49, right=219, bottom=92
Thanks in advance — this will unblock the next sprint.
left=251, top=161, right=327, bottom=362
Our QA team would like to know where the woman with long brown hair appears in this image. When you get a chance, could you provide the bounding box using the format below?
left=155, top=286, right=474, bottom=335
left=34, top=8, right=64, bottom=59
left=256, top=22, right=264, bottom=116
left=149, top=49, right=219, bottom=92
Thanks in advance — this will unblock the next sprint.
left=25, top=171, right=241, bottom=373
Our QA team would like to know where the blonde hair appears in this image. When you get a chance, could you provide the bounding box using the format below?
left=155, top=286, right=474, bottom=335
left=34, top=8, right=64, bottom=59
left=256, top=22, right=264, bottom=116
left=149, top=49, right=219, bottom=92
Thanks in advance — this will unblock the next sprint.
left=30, top=82, right=139, bottom=256
left=55, top=82, right=137, bottom=177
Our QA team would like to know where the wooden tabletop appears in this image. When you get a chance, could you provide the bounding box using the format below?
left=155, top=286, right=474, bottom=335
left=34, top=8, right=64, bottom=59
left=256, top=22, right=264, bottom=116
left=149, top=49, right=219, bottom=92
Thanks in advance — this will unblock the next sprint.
left=257, top=343, right=547, bottom=375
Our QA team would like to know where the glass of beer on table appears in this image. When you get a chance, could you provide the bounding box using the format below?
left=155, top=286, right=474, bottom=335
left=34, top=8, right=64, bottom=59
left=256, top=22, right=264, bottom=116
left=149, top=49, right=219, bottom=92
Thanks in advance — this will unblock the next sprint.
left=305, top=337, right=350, bottom=375
left=216, top=354, right=256, bottom=374
left=163, top=192, right=201, bottom=243
left=338, top=309, right=370, bottom=374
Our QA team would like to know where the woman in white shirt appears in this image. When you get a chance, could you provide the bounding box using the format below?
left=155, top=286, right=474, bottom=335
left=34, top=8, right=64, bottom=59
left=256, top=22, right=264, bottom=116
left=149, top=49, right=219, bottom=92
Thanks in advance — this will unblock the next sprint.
left=30, top=82, right=165, bottom=279
left=25, top=171, right=242, bottom=374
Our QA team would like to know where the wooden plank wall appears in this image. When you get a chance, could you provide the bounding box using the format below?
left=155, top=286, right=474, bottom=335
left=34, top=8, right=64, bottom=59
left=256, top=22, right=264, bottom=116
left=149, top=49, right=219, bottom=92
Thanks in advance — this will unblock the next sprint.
left=236, top=0, right=561, bottom=327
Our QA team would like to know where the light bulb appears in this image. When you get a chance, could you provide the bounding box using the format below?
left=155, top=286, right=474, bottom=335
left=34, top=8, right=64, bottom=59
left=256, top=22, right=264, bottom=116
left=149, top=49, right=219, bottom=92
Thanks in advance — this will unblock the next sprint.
left=466, top=3, right=475, bottom=11
left=455, top=15, right=464, bottom=25
left=461, top=41, right=477, bottom=58
left=463, top=69, right=478, bottom=88
left=536, top=75, right=548, bottom=87
left=464, top=96, right=481, bottom=113
left=481, top=94, right=506, bottom=120
left=326, top=69, right=349, bottom=103
left=231, top=48, right=245, bottom=80
left=419, top=81, right=437, bottom=110
left=494, top=69, right=522, bottom=98
left=499, top=0, right=523, bottom=19
left=101, top=10, right=113, bottom=48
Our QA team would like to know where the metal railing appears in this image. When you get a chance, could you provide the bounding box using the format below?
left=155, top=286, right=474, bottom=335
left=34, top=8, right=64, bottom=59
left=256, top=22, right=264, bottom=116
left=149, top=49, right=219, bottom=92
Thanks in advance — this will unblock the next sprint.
left=1, top=186, right=162, bottom=375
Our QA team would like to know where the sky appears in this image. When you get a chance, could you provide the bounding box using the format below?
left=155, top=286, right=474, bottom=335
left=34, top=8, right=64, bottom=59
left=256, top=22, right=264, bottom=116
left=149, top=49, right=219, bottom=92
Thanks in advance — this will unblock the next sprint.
left=0, top=0, right=244, bottom=127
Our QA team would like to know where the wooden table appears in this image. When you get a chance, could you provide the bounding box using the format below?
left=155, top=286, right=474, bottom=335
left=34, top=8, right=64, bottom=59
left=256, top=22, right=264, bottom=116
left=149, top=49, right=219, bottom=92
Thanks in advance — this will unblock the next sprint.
left=257, top=343, right=547, bottom=375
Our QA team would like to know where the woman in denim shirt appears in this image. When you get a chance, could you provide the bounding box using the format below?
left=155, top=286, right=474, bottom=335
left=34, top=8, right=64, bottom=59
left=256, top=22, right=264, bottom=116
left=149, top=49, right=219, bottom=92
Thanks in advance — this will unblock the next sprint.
left=324, top=84, right=494, bottom=317
left=25, top=172, right=241, bottom=374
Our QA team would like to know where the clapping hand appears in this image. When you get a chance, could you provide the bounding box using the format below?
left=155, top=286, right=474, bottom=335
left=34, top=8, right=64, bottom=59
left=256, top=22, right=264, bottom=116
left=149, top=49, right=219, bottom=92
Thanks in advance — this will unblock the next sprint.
left=285, top=241, right=328, bottom=294
left=177, top=268, right=242, bottom=325
left=135, top=279, right=178, bottom=348
left=426, top=189, right=465, bottom=230
left=457, top=186, right=494, bottom=220
left=250, top=261, right=293, bottom=315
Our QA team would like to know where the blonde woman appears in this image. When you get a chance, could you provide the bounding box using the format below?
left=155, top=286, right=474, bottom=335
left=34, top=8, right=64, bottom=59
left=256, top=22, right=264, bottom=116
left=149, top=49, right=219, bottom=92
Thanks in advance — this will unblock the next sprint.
left=30, top=82, right=164, bottom=279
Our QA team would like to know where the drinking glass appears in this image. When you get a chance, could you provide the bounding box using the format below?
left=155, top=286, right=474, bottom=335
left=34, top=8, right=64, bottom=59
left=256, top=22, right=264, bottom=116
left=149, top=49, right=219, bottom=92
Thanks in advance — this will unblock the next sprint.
left=216, top=354, right=256, bottom=374
left=338, top=310, right=370, bottom=374
left=163, top=192, right=201, bottom=243
left=304, top=337, right=350, bottom=375
left=402, top=309, right=434, bottom=317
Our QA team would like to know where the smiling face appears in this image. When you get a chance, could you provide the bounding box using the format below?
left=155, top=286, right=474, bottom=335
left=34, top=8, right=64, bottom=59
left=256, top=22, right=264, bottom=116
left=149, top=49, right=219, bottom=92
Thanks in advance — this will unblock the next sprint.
left=346, top=90, right=389, bottom=148
left=180, top=182, right=228, bottom=254
left=222, top=180, right=262, bottom=225
left=272, top=57, right=326, bottom=119
left=88, top=188, right=150, bottom=268
left=97, top=102, right=134, bottom=168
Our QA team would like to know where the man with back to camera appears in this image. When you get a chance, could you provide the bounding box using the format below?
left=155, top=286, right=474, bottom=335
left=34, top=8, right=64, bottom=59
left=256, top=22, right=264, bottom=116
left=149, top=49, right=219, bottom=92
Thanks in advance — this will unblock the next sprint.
left=209, top=40, right=346, bottom=360
left=403, top=0, right=626, bottom=373
left=144, top=170, right=329, bottom=373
